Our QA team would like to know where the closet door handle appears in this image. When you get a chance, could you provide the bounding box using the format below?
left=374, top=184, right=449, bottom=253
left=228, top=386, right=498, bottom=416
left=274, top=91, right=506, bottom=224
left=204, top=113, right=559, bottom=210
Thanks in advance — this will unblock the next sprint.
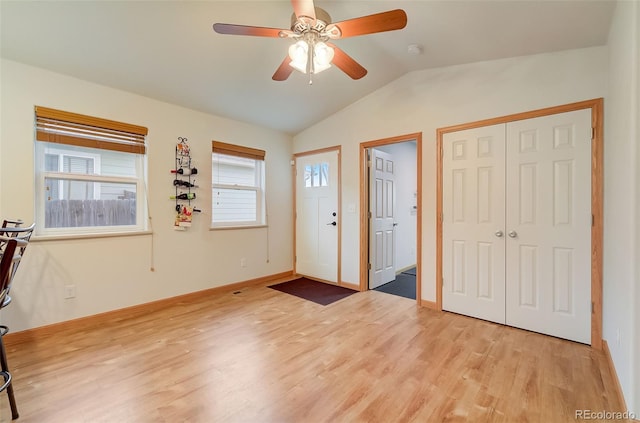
left=495, top=230, right=503, bottom=238
left=508, top=230, right=518, bottom=238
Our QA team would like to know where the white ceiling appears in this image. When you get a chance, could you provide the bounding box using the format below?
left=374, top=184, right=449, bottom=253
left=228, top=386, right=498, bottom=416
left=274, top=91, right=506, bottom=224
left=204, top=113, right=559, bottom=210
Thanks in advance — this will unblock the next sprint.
left=0, top=1, right=616, bottom=135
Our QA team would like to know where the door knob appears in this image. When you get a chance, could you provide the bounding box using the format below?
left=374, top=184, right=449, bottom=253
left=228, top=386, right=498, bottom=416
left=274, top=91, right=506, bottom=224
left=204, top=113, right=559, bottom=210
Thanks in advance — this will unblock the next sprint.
left=327, top=221, right=337, bottom=226
left=495, top=230, right=503, bottom=238
left=508, top=230, right=518, bottom=238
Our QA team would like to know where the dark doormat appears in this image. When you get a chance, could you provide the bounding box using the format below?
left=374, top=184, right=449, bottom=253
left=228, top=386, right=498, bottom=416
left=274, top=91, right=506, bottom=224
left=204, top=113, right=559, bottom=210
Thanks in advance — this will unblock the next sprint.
left=269, top=278, right=357, bottom=306
left=402, top=267, right=417, bottom=276
left=374, top=272, right=416, bottom=300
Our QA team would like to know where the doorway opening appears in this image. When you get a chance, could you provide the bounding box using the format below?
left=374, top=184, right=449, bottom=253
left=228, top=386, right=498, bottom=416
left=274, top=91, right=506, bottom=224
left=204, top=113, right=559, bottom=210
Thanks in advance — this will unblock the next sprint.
left=359, top=133, right=422, bottom=303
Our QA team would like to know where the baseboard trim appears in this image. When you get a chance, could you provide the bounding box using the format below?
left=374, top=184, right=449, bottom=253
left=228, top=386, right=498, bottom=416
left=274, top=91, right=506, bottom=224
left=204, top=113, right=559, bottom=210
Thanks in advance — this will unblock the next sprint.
left=602, top=340, right=630, bottom=415
left=339, top=281, right=360, bottom=291
left=396, top=265, right=416, bottom=275
left=295, top=274, right=360, bottom=292
left=420, top=299, right=439, bottom=310
left=5, top=270, right=294, bottom=345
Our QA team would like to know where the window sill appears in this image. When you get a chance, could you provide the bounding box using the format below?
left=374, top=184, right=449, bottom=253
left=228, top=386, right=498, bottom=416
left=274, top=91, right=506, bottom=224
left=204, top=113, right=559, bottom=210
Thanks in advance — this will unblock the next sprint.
left=209, top=225, right=268, bottom=231
left=32, top=230, right=153, bottom=242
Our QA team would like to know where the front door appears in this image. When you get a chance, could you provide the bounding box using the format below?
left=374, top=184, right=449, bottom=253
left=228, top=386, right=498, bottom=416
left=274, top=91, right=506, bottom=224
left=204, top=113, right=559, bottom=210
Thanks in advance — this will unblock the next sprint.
left=295, top=149, right=339, bottom=282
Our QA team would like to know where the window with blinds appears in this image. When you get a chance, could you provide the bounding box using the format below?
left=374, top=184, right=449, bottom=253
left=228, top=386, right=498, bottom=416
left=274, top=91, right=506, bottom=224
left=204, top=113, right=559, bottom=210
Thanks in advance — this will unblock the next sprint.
left=34, top=106, right=148, bottom=236
left=212, top=141, right=266, bottom=228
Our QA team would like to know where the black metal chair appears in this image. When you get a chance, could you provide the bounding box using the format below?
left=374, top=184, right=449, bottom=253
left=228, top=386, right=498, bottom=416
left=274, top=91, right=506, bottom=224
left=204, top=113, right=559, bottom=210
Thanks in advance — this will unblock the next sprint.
left=1, top=220, right=22, bottom=228
left=0, top=237, right=27, bottom=420
left=0, top=221, right=35, bottom=309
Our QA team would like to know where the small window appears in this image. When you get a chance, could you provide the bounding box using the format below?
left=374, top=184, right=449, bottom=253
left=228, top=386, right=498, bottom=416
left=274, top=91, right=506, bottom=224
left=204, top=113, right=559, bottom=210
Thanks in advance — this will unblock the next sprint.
left=34, top=106, right=148, bottom=236
left=304, top=162, right=329, bottom=188
left=212, top=141, right=266, bottom=228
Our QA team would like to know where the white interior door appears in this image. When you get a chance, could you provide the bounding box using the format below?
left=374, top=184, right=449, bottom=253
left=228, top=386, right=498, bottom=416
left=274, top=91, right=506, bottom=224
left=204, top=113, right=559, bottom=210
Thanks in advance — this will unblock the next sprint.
left=369, top=148, right=396, bottom=289
left=442, top=124, right=507, bottom=324
left=295, top=150, right=339, bottom=282
left=505, top=109, right=592, bottom=344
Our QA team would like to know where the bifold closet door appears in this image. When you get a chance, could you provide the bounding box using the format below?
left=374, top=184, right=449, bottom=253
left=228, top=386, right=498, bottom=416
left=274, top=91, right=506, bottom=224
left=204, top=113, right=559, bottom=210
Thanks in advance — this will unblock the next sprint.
left=443, top=108, right=592, bottom=344
left=442, top=124, right=506, bottom=325
left=505, top=109, right=592, bottom=344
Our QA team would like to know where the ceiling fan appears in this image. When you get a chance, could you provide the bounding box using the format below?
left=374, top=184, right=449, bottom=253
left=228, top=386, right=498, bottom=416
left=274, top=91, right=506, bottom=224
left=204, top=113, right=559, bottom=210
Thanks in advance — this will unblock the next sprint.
left=212, top=0, right=407, bottom=83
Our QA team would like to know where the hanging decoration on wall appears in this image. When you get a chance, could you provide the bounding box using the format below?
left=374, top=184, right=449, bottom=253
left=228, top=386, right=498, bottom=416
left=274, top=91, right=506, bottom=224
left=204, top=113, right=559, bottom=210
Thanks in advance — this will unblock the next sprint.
left=171, top=137, right=200, bottom=230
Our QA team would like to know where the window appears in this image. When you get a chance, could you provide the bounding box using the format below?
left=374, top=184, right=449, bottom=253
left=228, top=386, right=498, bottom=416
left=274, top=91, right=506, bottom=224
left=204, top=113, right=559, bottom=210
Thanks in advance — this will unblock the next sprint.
left=44, top=147, right=101, bottom=201
left=212, top=141, right=266, bottom=228
left=304, top=162, right=329, bottom=187
left=34, top=106, right=148, bottom=236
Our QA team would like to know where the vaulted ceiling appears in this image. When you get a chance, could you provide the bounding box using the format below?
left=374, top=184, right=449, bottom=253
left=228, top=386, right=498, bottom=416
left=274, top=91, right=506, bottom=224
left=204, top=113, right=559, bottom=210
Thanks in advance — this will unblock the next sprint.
left=0, top=1, right=616, bottom=135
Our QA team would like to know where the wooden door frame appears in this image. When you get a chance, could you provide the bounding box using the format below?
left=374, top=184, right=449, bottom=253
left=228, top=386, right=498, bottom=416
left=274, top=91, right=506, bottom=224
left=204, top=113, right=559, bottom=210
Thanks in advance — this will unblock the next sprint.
left=359, top=133, right=423, bottom=304
left=436, top=98, right=604, bottom=349
left=293, top=146, right=343, bottom=285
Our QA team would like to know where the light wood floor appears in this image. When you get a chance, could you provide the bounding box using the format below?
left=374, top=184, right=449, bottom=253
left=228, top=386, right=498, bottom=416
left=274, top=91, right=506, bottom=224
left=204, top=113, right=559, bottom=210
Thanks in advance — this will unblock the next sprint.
left=1, top=280, right=627, bottom=422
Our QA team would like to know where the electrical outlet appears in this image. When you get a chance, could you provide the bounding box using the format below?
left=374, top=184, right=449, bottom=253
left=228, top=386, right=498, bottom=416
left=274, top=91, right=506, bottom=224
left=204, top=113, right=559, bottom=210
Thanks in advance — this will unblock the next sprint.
left=64, top=284, right=76, bottom=299
left=240, top=258, right=246, bottom=268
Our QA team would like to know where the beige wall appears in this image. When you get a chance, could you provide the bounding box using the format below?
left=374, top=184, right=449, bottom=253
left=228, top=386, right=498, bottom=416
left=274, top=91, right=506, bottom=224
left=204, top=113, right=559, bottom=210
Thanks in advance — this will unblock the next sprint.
left=293, top=46, right=608, bottom=299
left=0, top=59, right=294, bottom=332
left=605, top=0, right=640, bottom=415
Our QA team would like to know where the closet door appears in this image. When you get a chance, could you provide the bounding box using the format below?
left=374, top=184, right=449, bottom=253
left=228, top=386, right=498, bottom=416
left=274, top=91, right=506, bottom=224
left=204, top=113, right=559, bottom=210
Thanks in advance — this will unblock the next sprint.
left=505, top=109, right=592, bottom=344
left=442, top=124, right=506, bottom=324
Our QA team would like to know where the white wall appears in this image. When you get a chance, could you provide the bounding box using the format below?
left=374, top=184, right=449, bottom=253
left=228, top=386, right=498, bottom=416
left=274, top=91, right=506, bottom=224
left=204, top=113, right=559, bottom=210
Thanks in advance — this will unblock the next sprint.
left=605, top=0, right=639, bottom=415
left=376, top=142, right=417, bottom=271
left=0, top=59, right=293, bottom=332
left=293, top=47, right=608, bottom=297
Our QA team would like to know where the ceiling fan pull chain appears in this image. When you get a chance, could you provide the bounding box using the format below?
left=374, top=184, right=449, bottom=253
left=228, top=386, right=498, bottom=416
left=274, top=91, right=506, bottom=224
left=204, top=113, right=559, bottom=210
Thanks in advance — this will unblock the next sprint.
left=306, top=40, right=313, bottom=75
left=307, top=41, right=314, bottom=85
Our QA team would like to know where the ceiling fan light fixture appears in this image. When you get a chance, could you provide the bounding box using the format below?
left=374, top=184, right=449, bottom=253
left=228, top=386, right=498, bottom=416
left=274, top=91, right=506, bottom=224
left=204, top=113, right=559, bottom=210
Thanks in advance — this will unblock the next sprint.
left=289, top=40, right=309, bottom=73
left=313, top=41, right=334, bottom=72
left=288, top=39, right=334, bottom=75
left=213, top=2, right=408, bottom=82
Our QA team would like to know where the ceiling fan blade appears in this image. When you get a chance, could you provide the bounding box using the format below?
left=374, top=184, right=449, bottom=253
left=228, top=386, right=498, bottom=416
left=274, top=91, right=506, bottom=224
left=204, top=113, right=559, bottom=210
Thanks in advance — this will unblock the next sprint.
left=328, top=43, right=367, bottom=80
left=272, top=56, right=294, bottom=81
left=291, top=0, right=316, bottom=22
left=330, top=9, right=407, bottom=38
left=213, top=23, right=284, bottom=38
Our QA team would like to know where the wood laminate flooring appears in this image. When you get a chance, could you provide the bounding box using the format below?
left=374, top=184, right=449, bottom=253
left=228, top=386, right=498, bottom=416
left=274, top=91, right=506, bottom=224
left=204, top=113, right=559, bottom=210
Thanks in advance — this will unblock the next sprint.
left=1, top=280, right=627, bottom=422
